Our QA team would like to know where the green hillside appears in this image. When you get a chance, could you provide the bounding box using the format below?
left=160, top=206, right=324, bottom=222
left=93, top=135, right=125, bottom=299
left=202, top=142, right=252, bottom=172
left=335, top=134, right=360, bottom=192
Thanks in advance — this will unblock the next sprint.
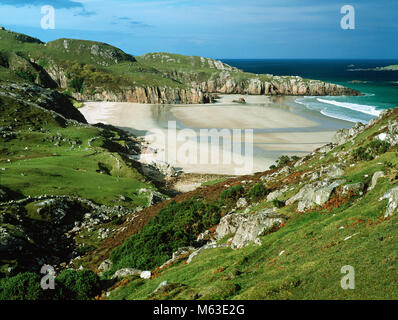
left=0, top=29, right=395, bottom=301
left=0, top=28, right=361, bottom=103
left=102, top=109, right=398, bottom=300
left=0, top=81, right=169, bottom=281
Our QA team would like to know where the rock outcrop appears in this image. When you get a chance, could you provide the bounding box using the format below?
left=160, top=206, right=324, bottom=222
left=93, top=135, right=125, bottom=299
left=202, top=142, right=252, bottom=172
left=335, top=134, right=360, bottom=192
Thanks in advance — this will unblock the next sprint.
left=0, top=82, right=87, bottom=123
left=379, top=187, right=398, bottom=217
left=286, top=180, right=345, bottom=212
left=215, top=209, right=284, bottom=249
left=196, top=75, right=361, bottom=97
left=72, top=86, right=214, bottom=105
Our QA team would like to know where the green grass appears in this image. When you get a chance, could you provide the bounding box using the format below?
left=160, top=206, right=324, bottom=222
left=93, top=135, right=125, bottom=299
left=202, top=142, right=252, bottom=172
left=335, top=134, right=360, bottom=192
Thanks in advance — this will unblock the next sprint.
left=109, top=182, right=397, bottom=300
left=106, top=111, right=398, bottom=300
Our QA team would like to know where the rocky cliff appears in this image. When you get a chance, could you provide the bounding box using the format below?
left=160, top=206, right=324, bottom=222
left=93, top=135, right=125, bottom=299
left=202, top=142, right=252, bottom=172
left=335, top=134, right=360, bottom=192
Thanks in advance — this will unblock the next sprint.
left=0, top=29, right=362, bottom=105
left=71, top=86, right=214, bottom=104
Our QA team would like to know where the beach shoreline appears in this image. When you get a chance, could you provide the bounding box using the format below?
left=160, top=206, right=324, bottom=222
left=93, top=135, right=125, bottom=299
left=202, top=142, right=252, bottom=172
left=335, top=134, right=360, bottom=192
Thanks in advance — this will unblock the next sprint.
left=80, top=95, right=351, bottom=176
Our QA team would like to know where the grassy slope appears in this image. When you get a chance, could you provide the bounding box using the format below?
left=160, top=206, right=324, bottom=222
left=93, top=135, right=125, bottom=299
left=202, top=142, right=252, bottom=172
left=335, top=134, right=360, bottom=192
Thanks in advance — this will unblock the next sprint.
left=0, top=29, right=328, bottom=94
left=0, top=87, right=162, bottom=274
left=106, top=111, right=398, bottom=300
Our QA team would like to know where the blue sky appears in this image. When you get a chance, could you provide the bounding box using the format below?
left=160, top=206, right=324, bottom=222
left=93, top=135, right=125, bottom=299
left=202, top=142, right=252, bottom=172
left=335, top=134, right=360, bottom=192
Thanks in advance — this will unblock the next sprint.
left=1, top=0, right=397, bottom=59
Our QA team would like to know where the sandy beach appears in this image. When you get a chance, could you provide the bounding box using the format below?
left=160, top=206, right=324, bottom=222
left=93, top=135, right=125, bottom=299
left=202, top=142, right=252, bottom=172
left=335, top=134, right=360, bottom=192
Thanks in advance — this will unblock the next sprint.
left=80, top=95, right=351, bottom=175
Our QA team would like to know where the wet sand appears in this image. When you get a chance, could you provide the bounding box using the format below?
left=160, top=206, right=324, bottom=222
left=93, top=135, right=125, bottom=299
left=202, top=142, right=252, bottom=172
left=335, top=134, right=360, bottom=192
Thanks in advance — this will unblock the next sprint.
left=80, top=95, right=351, bottom=175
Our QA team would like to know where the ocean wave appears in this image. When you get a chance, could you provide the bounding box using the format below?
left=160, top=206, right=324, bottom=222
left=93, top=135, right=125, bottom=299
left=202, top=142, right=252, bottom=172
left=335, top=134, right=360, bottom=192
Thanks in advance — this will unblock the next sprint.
left=316, top=98, right=381, bottom=117
left=320, top=109, right=366, bottom=124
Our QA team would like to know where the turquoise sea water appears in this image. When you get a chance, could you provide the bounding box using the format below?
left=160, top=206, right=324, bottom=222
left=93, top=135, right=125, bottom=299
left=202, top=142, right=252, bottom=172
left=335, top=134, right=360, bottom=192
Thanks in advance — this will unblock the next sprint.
left=222, top=59, right=398, bottom=124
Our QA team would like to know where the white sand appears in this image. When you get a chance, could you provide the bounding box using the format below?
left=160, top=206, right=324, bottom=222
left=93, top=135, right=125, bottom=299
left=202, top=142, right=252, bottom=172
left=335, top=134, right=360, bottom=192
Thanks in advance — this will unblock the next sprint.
left=80, top=96, right=338, bottom=175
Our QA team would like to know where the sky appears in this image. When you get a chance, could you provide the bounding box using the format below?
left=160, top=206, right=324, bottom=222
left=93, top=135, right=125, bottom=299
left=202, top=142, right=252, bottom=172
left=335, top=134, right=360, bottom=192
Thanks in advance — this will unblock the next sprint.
left=0, top=0, right=397, bottom=59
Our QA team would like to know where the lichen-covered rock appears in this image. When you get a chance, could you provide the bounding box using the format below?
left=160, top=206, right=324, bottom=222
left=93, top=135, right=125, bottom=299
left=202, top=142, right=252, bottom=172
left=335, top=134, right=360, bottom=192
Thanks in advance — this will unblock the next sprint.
left=215, top=214, right=242, bottom=240
left=374, top=120, right=398, bottom=146
left=286, top=180, right=345, bottom=212
left=140, top=271, right=152, bottom=279
left=266, top=186, right=288, bottom=202
left=236, top=197, right=247, bottom=208
left=332, top=128, right=351, bottom=145
left=231, top=211, right=283, bottom=249
left=111, top=268, right=142, bottom=279
left=368, top=171, right=385, bottom=191
left=342, top=182, right=365, bottom=195
left=379, top=187, right=398, bottom=217
left=98, top=259, right=112, bottom=273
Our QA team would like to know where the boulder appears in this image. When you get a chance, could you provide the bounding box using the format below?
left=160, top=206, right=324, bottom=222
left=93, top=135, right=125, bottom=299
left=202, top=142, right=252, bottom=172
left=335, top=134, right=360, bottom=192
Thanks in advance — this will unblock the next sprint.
left=186, top=243, right=228, bottom=264
left=266, top=186, right=288, bottom=202
left=231, top=211, right=283, bottom=249
left=111, top=268, right=142, bottom=279
left=140, top=271, right=152, bottom=279
left=153, top=281, right=169, bottom=294
left=325, top=164, right=345, bottom=178
left=317, top=143, right=335, bottom=154
left=286, top=180, right=345, bottom=212
left=342, top=182, right=365, bottom=195
left=332, top=129, right=350, bottom=145
left=374, top=120, right=398, bottom=146
left=379, top=187, right=398, bottom=217
left=236, top=197, right=247, bottom=208
left=214, top=214, right=243, bottom=240
left=368, top=171, right=385, bottom=191
left=98, top=259, right=112, bottom=273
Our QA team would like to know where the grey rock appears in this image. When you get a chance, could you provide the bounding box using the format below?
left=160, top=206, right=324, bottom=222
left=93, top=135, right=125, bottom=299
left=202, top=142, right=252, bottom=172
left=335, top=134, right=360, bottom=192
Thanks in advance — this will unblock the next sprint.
left=266, top=186, right=288, bottom=202
left=368, top=171, right=385, bottom=191
left=342, top=182, right=365, bottom=195
left=379, top=187, right=398, bottom=217
left=236, top=197, right=247, bottom=208
left=153, top=281, right=169, bottom=294
left=98, top=259, right=112, bottom=273
left=231, top=211, right=283, bottom=249
left=286, top=180, right=345, bottom=212
left=140, top=271, right=152, bottom=279
left=332, top=129, right=350, bottom=145
left=215, top=214, right=242, bottom=240
left=111, top=268, right=142, bottom=279
left=186, top=243, right=228, bottom=264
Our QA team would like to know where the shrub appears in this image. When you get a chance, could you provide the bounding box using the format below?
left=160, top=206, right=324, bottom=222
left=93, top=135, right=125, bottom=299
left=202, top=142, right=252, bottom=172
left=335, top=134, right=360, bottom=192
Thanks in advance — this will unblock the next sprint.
left=56, top=270, right=101, bottom=300
left=110, top=199, right=221, bottom=271
left=271, top=155, right=298, bottom=169
left=0, top=272, right=43, bottom=300
left=368, top=140, right=390, bottom=154
left=276, top=155, right=291, bottom=167
left=352, top=140, right=391, bottom=161
left=69, top=77, right=85, bottom=94
left=352, top=146, right=372, bottom=161
left=220, top=185, right=244, bottom=200
left=15, top=70, right=36, bottom=83
left=248, top=183, right=269, bottom=201
left=272, top=199, right=285, bottom=208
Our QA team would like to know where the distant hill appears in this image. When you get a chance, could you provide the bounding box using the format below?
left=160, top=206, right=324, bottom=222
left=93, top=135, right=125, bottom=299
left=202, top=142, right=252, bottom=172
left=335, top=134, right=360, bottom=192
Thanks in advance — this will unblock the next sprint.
left=0, top=28, right=361, bottom=104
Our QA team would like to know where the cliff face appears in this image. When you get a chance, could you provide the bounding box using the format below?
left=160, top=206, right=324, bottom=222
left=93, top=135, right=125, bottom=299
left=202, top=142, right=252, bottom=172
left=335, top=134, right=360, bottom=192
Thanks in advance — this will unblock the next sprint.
left=71, top=86, right=214, bottom=104
left=195, top=76, right=361, bottom=96
left=70, top=76, right=360, bottom=104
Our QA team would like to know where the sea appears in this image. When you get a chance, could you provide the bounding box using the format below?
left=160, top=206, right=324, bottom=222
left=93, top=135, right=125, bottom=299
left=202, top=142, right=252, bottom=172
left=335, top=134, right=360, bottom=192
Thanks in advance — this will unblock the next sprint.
left=222, top=59, right=398, bottom=124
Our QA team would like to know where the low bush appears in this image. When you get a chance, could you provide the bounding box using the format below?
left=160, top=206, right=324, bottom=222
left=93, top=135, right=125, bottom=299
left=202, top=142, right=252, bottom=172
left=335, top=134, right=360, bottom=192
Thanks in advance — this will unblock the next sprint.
left=110, top=199, right=221, bottom=271
left=248, top=183, right=269, bottom=201
left=220, top=185, right=244, bottom=200
left=272, top=199, right=286, bottom=208
left=56, top=269, right=101, bottom=300
left=352, top=140, right=391, bottom=161
left=271, top=155, right=300, bottom=169
left=0, top=272, right=43, bottom=300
